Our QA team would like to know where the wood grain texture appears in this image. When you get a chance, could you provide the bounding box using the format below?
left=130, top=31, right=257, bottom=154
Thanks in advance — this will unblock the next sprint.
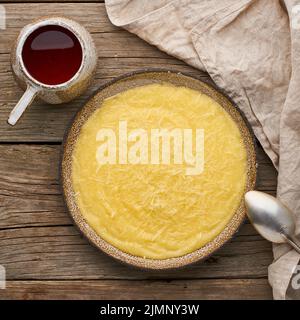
left=0, top=224, right=273, bottom=281
left=0, top=144, right=277, bottom=229
left=0, top=279, right=272, bottom=300
left=0, top=55, right=205, bottom=142
left=0, top=144, right=274, bottom=282
left=0, top=3, right=204, bottom=142
left=0, top=2, right=276, bottom=299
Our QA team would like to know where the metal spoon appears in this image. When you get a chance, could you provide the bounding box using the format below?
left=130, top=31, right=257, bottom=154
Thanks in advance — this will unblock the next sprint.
left=245, top=191, right=300, bottom=254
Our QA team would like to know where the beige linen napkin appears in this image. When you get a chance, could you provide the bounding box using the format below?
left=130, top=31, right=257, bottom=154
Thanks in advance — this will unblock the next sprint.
left=105, top=0, right=300, bottom=299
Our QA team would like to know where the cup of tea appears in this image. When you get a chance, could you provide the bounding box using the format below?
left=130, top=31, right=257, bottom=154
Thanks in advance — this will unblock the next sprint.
left=9, top=16, right=97, bottom=126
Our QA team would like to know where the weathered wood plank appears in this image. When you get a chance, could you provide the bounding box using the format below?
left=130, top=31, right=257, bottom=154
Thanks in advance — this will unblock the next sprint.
left=0, top=55, right=205, bottom=142
left=0, top=279, right=272, bottom=300
left=0, top=3, right=220, bottom=142
left=0, top=224, right=273, bottom=280
left=1, top=3, right=113, bottom=36
left=0, top=145, right=69, bottom=228
left=0, top=144, right=277, bottom=229
left=0, top=144, right=274, bottom=280
left=0, top=1, right=275, bottom=300
left=0, top=4, right=162, bottom=54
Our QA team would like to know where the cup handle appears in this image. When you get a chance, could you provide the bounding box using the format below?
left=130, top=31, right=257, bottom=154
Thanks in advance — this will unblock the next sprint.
left=8, top=85, right=40, bottom=126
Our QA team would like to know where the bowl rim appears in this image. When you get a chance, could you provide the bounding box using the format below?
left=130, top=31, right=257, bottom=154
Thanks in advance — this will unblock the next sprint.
left=60, top=68, right=257, bottom=270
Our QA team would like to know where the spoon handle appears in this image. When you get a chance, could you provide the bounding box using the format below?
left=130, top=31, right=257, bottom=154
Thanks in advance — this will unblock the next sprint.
left=283, top=234, right=300, bottom=254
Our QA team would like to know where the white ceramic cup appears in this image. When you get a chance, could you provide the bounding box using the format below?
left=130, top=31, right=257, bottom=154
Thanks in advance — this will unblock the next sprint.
left=9, top=16, right=97, bottom=126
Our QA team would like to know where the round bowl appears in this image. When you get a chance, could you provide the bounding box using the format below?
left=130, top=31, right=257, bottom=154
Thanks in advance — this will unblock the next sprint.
left=61, top=70, right=257, bottom=270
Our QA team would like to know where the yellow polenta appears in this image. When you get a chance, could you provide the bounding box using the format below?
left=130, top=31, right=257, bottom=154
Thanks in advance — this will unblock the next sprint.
left=72, top=83, right=247, bottom=259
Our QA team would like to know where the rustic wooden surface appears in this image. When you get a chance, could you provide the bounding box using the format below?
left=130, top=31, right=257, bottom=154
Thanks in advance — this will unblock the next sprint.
left=0, top=2, right=276, bottom=300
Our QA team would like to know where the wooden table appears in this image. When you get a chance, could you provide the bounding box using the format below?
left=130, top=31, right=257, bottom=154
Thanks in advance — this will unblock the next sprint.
left=0, top=1, right=277, bottom=300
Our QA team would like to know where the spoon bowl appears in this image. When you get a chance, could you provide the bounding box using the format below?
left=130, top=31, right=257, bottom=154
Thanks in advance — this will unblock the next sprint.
left=245, top=191, right=300, bottom=253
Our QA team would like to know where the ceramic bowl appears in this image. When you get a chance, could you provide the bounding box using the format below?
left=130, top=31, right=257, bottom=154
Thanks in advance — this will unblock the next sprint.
left=61, top=70, right=257, bottom=270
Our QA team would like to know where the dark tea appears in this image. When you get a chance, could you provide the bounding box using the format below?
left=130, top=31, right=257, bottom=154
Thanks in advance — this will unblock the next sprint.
left=22, top=25, right=83, bottom=85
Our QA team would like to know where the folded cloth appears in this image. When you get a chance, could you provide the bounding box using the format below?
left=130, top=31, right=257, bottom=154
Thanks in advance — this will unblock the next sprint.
left=105, top=0, right=300, bottom=299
